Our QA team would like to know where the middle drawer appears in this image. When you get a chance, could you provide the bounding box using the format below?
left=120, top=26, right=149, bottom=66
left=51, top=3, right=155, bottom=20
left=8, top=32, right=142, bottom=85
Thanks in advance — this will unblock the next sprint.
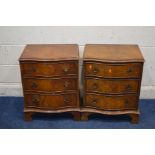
left=85, top=78, right=140, bottom=94
left=23, top=77, right=77, bottom=93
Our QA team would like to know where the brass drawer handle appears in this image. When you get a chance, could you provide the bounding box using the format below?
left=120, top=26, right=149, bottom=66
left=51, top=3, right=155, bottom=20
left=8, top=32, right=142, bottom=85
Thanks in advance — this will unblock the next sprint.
left=93, top=69, right=98, bottom=73
left=31, top=82, right=38, bottom=89
left=127, top=68, right=133, bottom=73
left=64, top=81, right=69, bottom=88
left=92, top=83, right=98, bottom=90
left=32, top=95, right=40, bottom=104
left=31, top=67, right=37, bottom=72
left=64, top=99, right=70, bottom=103
left=64, top=96, right=70, bottom=104
left=63, top=66, right=70, bottom=73
left=125, top=85, right=132, bottom=91
left=92, top=66, right=99, bottom=74
left=124, top=100, right=129, bottom=108
left=91, top=98, right=98, bottom=106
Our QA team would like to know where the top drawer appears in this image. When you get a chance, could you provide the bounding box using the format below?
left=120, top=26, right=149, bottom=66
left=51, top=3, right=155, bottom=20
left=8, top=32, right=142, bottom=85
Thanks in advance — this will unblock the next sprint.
left=85, top=62, right=142, bottom=78
left=20, top=61, right=78, bottom=77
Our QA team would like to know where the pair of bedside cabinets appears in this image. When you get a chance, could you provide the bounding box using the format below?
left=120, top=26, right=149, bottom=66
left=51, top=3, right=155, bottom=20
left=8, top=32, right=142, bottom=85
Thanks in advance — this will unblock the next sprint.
left=19, top=44, right=144, bottom=124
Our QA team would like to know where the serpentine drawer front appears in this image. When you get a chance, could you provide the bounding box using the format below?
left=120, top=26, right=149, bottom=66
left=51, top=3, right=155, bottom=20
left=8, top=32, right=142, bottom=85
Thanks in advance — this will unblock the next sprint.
left=19, top=44, right=144, bottom=124
left=20, top=62, right=77, bottom=77
left=23, top=77, right=77, bottom=93
left=25, top=93, right=78, bottom=109
left=19, top=44, right=80, bottom=121
left=82, top=44, right=144, bottom=124
left=85, top=62, right=142, bottom=78
left=84, top=93, right=138, bottom=110
left=85, top=78, right=139, bottom=94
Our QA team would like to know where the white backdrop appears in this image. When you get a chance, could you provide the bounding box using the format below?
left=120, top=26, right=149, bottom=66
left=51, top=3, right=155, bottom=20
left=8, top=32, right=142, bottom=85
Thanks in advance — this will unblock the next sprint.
left=0, top=26, right=154, bottom=98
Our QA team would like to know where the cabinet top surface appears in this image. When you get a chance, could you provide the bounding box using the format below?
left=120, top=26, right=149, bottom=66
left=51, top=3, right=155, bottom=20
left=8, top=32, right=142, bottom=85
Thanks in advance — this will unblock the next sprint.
left=84, top=44, right=144, bottom=62
left=19, top=44, right=79, bottom=61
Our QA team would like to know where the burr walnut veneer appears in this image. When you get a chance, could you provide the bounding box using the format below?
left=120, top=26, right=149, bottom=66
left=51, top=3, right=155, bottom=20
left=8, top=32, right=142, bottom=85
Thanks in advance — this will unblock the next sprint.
left=82, top=44, right=144, bottom=123
left=19, top=44, right=80, bottom=121
left=19, top=44, right=144, bottom=124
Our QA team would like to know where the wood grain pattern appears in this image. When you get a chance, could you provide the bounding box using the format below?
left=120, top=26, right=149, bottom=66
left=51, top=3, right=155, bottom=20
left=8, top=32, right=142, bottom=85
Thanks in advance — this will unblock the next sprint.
left=85, top=62, right=142, bottom=78
left=20, top=44, right=80, bottom=121
left=85, top=78, right=139, bottom=94
left=20, top=61, right=78, bottom=77
left=19, top=44, right=79, bottom=61
left=25, top=93, right=78, bottom=109
left=84, top=93, right=138, bottom=110
left=84, top=44, right=144, bottom=62
left=23, top=77, right=77, bottom=93
left=82, top=44, right=144, bottom=123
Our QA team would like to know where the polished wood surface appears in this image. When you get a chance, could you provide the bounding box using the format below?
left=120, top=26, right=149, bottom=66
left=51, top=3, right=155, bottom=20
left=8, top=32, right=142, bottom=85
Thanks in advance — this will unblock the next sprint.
left=84, top=93, right=138, bottom=110
left=25, top=93, right=78, bottom=109
left=20, top=61, right=78, bottom=77
left=20, top=44, right=144, bottom=123
left=85, top=78, right=139, bottom=94
left=85, top=62, right=142, bottom=78
left=23, top=77, right=77, bottom=93
left=20, top=44, right=80, bottom=121
left=20, top=44, right=79, bottom=61
left=83, top=44, right=144, bottom=123
left=84, top=44, right=144, bottom=62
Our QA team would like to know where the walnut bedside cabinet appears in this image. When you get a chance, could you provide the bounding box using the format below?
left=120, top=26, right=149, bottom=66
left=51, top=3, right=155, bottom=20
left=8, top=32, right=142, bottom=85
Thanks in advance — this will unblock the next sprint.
left=82, top=44, right=144, bottom=123
left=19, top=44, right=80, bottom=121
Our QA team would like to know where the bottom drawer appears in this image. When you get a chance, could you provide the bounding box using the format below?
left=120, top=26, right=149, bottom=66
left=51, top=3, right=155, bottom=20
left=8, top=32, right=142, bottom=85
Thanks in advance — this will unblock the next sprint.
left=84, top=93, right=138, bottom=110
left=25, top=93, right=78, bottom=109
